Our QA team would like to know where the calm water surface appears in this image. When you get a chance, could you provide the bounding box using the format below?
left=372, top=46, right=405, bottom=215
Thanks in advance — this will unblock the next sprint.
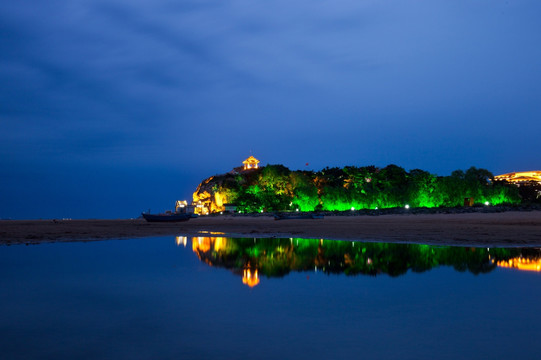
left=1, top=236, right=540, bottom=360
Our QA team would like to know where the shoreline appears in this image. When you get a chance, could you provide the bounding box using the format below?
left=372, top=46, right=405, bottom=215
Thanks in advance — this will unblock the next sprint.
left=2, top=210, right=541, bottom=247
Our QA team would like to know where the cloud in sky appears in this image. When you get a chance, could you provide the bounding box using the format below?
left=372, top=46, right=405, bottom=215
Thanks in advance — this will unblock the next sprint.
left=1, top=0, right=540, bottom=218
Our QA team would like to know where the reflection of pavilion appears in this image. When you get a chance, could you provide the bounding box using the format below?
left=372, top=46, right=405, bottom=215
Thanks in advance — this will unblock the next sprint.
left=497, top=257, right=541, bottom=272
left=242, top=268, right=259, bottom=287
left=190, top=236, right=260, bottom=287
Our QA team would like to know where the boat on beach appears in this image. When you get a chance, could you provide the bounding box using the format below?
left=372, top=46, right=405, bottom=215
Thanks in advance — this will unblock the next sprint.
left=141, top=212, right=191, bottom=222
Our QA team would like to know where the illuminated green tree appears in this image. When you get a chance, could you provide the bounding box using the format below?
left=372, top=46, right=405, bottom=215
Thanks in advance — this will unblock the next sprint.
left=407, top=169, right=443, bottom=207
left=289, top=172, right=319, bottom=211
left=199, top=163, right=520, bottom=213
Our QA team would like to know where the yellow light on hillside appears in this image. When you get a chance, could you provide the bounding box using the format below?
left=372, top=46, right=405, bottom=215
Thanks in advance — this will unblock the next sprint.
left=494, top=171, right=541, bottom=184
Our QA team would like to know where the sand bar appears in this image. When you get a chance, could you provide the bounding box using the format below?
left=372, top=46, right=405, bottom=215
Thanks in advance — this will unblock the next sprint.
left=2, top=211, right=541, bottom=247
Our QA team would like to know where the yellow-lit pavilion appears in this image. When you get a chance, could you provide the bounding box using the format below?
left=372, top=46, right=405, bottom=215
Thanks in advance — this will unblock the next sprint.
left=242, top=156, right=260, bottom=170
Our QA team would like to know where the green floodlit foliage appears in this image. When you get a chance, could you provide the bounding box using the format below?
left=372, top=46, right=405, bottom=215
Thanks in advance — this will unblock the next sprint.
left=199, top=164, right=520, bottom=213
left=192, top=237, right=525, bottom=278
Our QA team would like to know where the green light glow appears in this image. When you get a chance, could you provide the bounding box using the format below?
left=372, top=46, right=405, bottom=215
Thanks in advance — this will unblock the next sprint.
left=199, top=165, right=520, bottom=213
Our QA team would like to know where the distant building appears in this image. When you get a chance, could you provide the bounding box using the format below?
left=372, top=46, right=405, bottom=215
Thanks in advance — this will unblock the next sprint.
left=242, top=155, right=260, bottom=170
left=175, top=200, right=195, bottom=214
left=494, top=171, right=541, bottom=185
left=194, top=201, right=208, bottom=215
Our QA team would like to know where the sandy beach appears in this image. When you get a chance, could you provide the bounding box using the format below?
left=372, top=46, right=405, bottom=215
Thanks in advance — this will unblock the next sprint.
left=1, top=210, right=541, bottom=247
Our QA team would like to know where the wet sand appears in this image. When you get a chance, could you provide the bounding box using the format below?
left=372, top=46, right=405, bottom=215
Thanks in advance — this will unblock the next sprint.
left=2, top=211, right=541, bottom=247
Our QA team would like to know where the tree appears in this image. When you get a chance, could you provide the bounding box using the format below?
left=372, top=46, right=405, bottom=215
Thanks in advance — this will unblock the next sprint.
left=407, top=169, right=442, bottom=207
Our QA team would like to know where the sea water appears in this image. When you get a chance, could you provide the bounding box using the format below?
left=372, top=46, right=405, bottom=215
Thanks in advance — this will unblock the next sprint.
left=1, top=236, right=540, bottom=360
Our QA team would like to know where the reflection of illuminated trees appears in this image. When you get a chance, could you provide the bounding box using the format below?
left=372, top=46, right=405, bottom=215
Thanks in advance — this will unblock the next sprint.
left=190, top=237, right=528, bottom=281
left=195, top=164, right=520, bottom=213
left=439, top=247, right=498, bottom=274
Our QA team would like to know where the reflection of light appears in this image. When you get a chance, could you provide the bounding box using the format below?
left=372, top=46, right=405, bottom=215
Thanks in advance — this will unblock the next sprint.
left=214, top=237, right=226, bottom=251
left=175, top=236, right=187, bottom=247
left=191, top=237, right=227, bottom=253
left=497, top=257, right=541, bottom=272
left=193, top=237, right=210, bottom=252
left=242, top=269, right=260, bottom=287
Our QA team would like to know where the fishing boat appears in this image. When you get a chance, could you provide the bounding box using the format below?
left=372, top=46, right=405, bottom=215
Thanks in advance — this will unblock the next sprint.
left=141, top=212, right=191, bottom=222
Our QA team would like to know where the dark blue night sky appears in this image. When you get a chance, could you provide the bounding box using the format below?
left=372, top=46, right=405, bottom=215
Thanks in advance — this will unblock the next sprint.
left=1, top=1, right=540, bottom=219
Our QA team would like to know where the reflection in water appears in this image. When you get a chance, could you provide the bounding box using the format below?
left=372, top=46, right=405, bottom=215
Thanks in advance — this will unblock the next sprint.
left=2, top=235, right=541, bottom=360
left=498, top=258, right=541, bottom=272
left=242, top=268, right=259, bottom=287
left=175, top=236, right=187, bottom=247
left=186, top=237, right=541, bottom=287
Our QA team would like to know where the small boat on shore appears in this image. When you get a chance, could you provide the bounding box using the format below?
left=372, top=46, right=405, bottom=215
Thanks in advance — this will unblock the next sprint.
left=274, top=214, right=324, bottom=220
left=142, top=212, right=191, bottom=222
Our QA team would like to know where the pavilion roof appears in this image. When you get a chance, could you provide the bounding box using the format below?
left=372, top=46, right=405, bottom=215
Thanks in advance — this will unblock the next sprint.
left=242, top=156, right=260, bottom=165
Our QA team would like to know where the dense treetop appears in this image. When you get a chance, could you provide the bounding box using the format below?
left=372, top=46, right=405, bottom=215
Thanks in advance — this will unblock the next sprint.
left=193, top=164, right=520, bottom=213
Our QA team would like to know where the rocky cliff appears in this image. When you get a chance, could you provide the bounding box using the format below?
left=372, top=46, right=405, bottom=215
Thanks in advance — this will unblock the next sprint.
left=192, top=167, right=258, bottom=214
